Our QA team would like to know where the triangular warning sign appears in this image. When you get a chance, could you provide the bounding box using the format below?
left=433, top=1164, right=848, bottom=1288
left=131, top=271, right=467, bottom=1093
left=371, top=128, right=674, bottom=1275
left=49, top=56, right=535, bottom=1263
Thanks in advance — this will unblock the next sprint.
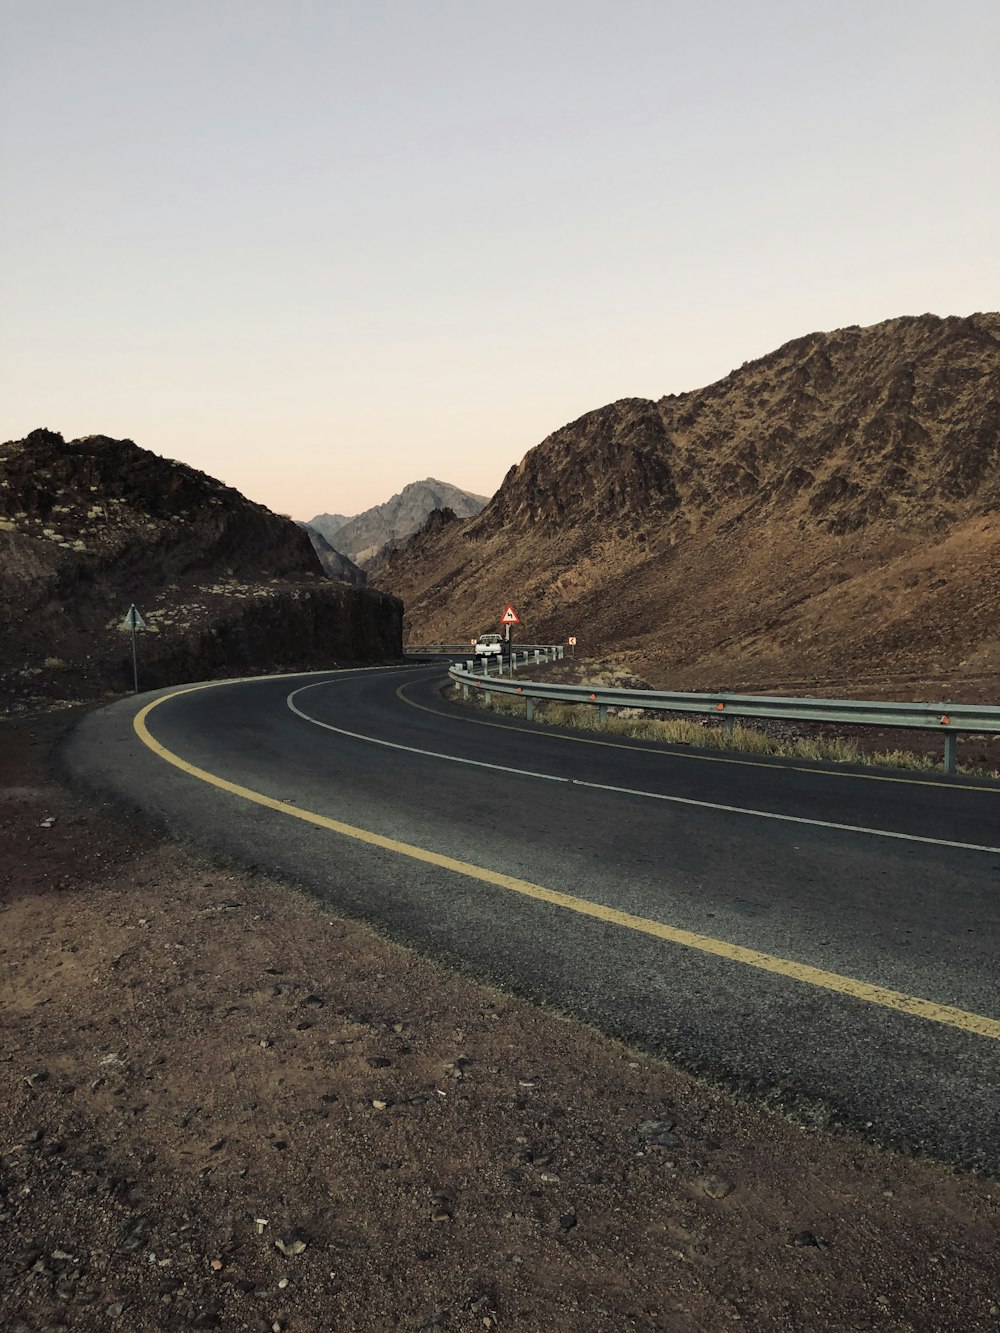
left=122, top=604, right=146, bottom=631
left=500, top=604, right=520, bottom=624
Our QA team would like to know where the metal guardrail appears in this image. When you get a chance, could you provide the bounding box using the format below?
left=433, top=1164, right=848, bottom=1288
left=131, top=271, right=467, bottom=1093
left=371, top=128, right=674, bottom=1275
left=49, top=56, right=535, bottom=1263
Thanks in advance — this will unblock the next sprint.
left=447, top=662, right=1000, bottom=776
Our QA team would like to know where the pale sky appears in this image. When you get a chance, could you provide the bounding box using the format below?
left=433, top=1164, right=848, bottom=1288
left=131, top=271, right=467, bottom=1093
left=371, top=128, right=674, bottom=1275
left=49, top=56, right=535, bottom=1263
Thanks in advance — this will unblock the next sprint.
left=2, top=0, right=997, bottom=519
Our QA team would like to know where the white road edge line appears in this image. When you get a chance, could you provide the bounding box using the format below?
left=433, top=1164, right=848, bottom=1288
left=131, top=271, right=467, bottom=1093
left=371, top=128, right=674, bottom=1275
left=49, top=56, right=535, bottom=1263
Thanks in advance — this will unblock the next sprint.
left=286, top=683, right=1000, bottom=856
left=287, top=685, right=567, bottom=784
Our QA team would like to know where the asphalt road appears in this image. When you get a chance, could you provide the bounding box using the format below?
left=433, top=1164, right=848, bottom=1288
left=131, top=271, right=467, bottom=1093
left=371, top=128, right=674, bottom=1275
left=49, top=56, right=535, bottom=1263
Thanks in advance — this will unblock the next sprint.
left=65, top=665, right=1000, bottom=1170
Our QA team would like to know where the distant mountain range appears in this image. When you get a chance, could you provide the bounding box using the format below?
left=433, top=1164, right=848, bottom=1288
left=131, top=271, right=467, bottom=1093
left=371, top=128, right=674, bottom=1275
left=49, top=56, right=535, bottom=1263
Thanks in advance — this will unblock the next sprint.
left=374, top=313, right=1000, bottom=702
left=308, top=478, right=489, bottom=565
left=296, top=523, right=366, bottom=587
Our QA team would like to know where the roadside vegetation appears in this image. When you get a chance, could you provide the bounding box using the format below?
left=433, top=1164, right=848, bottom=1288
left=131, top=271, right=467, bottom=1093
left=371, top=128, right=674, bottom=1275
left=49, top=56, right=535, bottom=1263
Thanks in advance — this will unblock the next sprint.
left=452, top=667, right=999, bottom=778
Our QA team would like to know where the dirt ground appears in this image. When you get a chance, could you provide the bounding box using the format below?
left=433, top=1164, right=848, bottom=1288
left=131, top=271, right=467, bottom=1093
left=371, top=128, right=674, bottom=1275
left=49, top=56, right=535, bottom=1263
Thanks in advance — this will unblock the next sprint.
left=2, top=706, right=1000, bottom=1333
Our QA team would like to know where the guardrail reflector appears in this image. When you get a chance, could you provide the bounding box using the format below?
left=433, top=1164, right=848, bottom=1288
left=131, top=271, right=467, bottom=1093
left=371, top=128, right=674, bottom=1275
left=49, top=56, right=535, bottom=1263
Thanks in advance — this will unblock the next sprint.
left=716, top=702, right=725, bottom=711
left=941, top=714, right=951, bottom=725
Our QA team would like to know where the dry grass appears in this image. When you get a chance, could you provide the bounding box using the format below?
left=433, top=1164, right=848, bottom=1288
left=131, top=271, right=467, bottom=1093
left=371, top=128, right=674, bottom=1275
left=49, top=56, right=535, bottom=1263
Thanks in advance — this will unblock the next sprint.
left=457, top=688, right=959, bottom=774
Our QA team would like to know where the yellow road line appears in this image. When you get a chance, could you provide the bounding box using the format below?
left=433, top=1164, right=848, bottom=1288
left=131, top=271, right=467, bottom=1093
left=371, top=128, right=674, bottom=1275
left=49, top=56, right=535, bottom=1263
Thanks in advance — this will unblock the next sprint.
left=131, top=680, right=1000, bottom=1043
left=398, top=680, right=1000, bottom=795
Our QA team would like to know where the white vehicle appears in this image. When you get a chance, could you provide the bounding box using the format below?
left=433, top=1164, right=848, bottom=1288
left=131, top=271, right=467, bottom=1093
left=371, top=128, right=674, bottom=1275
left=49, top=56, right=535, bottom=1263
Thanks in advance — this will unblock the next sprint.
left=474, top=632, right=504, bottom=657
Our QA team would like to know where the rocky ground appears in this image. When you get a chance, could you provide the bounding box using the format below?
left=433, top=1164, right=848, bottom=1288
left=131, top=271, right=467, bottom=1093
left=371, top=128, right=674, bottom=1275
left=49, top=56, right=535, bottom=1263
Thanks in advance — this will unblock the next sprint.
left=3, top=704, right=1000, bottom=1332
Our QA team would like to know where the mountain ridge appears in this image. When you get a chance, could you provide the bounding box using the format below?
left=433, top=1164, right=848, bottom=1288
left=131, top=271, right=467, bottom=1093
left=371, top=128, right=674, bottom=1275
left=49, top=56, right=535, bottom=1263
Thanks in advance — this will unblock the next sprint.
left=0, top=429, right=401, bottom=707
left=309, top=477, right=489, bottom=564
left=374, top=313, right=1000, bottom=700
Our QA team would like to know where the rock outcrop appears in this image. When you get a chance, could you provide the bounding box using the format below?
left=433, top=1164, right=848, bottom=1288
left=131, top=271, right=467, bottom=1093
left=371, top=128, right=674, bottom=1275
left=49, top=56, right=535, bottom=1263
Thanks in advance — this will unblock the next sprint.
left=0, top=430, right=401, bottom=708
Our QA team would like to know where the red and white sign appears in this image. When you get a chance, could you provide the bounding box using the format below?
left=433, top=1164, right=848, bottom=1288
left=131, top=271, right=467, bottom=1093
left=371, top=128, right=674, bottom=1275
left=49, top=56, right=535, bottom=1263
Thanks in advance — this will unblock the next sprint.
left=500, top=604, right=521, bottom=624
left=568, top=636, right=577, bottom=646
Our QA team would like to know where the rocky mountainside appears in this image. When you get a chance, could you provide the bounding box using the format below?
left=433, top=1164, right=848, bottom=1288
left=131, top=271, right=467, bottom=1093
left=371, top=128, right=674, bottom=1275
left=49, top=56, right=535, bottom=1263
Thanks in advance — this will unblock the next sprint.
left=308, top=511, right=350, bottom=546
left=0, top=430, right=401, bottom=709
left=376, top=313, right=1000, bottom=700
left=310, top=479, right=489, bottom=565
left=298, top=524, right=367, bottom=587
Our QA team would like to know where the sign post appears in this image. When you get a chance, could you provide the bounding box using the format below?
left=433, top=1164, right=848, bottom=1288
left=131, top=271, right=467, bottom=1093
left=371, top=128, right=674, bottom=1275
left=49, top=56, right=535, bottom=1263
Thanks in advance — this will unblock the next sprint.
left=568, top=635, right=577, bottom=656
left=500, top=603, right=520, bottom=676
left=122, top=604, right=147, bottom=693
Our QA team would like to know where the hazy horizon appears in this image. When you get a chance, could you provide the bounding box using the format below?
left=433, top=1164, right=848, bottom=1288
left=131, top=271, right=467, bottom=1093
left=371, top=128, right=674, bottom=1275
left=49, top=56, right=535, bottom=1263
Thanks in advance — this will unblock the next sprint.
left=3, top=1, right=997, bottom=516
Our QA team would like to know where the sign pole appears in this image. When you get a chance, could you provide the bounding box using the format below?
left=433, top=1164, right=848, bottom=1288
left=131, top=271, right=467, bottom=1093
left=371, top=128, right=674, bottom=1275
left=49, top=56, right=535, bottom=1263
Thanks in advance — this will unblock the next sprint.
left=122, top=603, right=146, bottom=694
left=499, top=603, right=521, bottom=675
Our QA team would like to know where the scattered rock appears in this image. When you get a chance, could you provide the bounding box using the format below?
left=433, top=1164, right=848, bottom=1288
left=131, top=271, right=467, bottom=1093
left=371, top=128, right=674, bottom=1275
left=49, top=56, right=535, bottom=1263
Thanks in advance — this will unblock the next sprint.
left=417, top=1310, right=449, bottom=1329
left=637, top=1117, right=680, bottom=1146
left=789, top=1230, right=824, bottom=1248
left=106, top=1302, right=125, bottom=1319
left=275, top=1235, right=307, bottom=1257
left=701, top=1175, right=733, bottom=1199
left=559, top=1211, right=578, bottom=1231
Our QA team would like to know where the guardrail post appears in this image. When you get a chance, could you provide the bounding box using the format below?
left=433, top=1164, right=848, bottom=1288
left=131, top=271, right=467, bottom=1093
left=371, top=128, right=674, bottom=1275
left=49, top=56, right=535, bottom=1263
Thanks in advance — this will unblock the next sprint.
left=526, top=697, right=535, bottom=722
left=598, top=703, right=608, bottom=725
left=462, top=683, right=469, bottom=699
left=723, top=715, right=735, bottom=736
left=484, top=689, right=492, bottom=705
left=558, top=645, right=564, bottom=660
left=943, top=732, right=957, bottom=776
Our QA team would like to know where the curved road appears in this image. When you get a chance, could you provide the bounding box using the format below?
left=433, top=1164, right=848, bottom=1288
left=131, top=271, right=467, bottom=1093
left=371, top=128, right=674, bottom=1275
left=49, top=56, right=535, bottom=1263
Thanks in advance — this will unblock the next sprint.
left=66, top=665, right=1000, bottom=1170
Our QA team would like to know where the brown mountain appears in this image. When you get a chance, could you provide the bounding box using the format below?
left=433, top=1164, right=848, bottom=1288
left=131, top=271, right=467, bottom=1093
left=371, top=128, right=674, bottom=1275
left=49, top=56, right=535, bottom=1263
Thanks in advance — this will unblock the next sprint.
left=376, top=313, right=1000, bottom=700
left=0, top=430, right=401, bottom=709
left=311, top=478, right=489, bottom=565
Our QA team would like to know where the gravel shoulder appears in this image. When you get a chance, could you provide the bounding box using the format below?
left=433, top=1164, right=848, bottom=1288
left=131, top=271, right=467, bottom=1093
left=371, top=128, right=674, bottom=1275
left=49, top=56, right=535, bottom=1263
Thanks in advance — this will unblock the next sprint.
left=2, top=706, right=999, bottom=1333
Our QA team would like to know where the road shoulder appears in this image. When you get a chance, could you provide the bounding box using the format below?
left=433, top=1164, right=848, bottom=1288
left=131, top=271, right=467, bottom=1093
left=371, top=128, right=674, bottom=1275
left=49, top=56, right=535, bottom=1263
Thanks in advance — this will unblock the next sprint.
left=2, top=707, right=998, bottom=1332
